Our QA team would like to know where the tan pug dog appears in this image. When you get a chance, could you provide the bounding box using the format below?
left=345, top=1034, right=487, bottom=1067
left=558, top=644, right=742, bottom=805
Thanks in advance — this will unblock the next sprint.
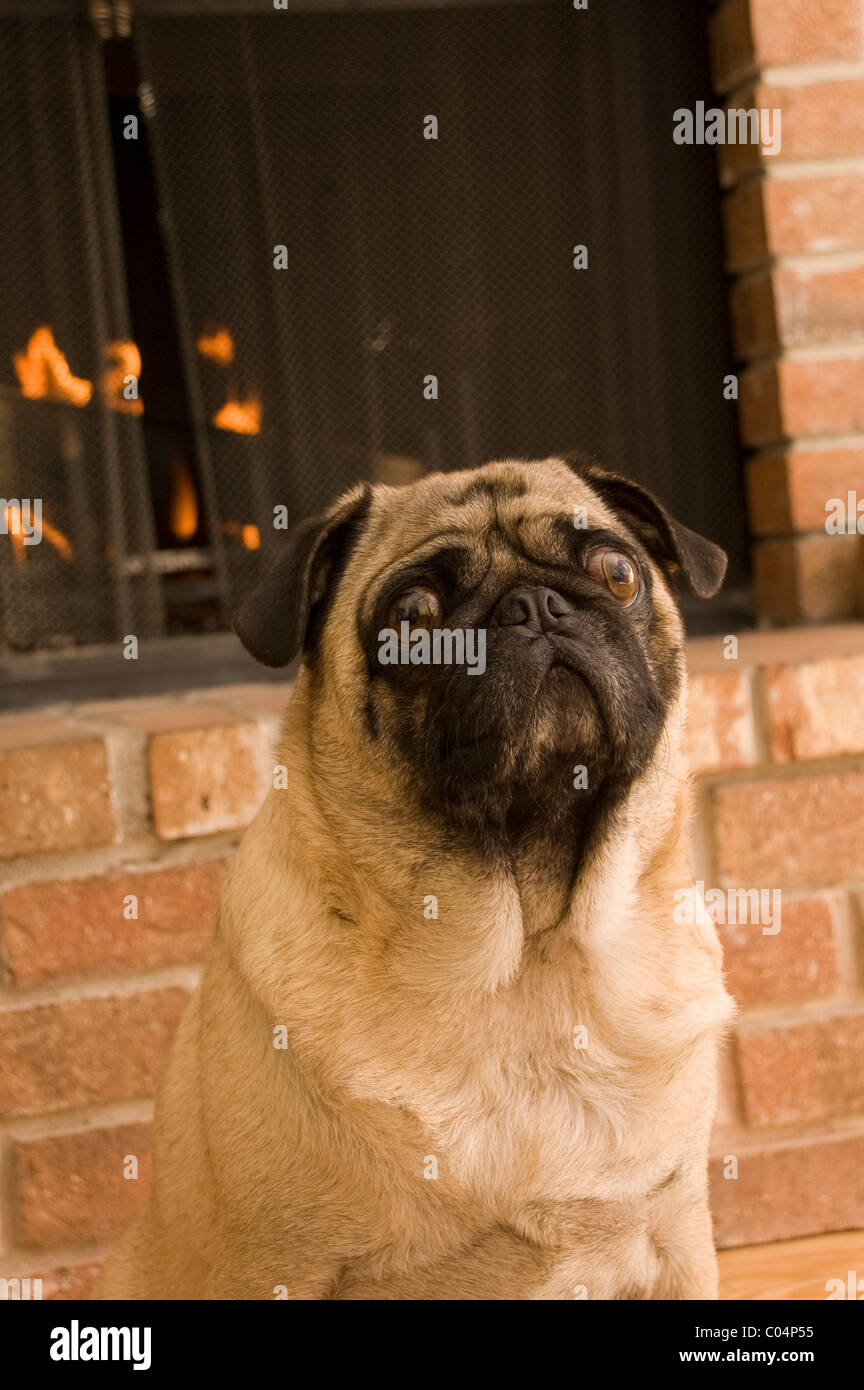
left=95, top=456, right=734, bottom=1301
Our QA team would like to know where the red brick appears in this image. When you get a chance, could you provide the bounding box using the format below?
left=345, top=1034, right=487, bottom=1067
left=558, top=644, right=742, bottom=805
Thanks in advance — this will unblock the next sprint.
left=720, top=892, right=844, bottom=1006
left=745, top=450, right=791, bottom=534
left=737, top=1009, right=864, bottom=1127
left=720, top=80, right=864, bottom=182
left=758, top=0, right=863, bottom=65
left=149, top=721, right=266, bottom=839
left=716, top=88, right=774, bottom=183
left=723, top=180, right=768, bottom=273
left=740, top=358, right=864, bottom=447
left=0, top=859, right=226, bottom=986
left=689, top=624, right=864, bottom=671
left=710, top=0, right=754, bottom=92
left=738, top=361, right=782, bottom=445
left=715, top=1049, right=743, bottom=1129
left=734, top=264, right=864, bottom=355
left=756, top=0, right=862, bottom=65
left=777, top=263, right=864, bottom=349
left=0, top=1261, right=103, bottom=1301
left=0, top=713, right=81, bottom=749
left=723, top=172, right=864, bottom=272
left=766, top=175, right=864, bottom=259
left=712, top=0, right=863, bottom=92
left=752, top=534, right=858, bottom=621
left=761, top=80, right=864, bottom=163
left=42, top=1260, right=103, bottom=1300
left=0, top=987, right=189, bottom=1119
left=194, top=683, right=293, bottom=717
left=710, top=1130, right=864, bottom=1246
left=765, top=653, right=864, bottom=759
left=747, top=446, right=864, bottom=535
left=76, top=697, right=242, bottom=732
left=777, top=356, right=864, bottom=438
left=686, top=672, right=756, bottom=772
left=0, top=735, right=114, bottom=861
left=714, top=765, right=864, bottom=886
left=13, top=1122, right=152, bottom=1250
left=729, top=272, right=777, bottom=356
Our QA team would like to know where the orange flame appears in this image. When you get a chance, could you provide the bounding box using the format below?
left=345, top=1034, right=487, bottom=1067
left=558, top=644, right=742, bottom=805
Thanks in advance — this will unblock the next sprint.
left=5, top=504, right=73, bottom=564
left=102, top=340, right=143, bottom=415
left=196, top=327, right=235, bottom=367
left=41, top=517, right=73, bottom=560
left=13, top=326, right=93, bottom=406
left=213, top=393, right=261, bottom=436
left=170, top=458, right=198, bottom=541
left=5, top=509, right=24, bottom=566
left=221, top=521, right=261, bottom=551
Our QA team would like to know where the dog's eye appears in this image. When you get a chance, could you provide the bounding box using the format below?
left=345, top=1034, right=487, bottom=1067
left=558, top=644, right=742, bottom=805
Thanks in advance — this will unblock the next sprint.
left=387, top=587, right=442, bottom=631
left=586, top=548, right=639, bottom=606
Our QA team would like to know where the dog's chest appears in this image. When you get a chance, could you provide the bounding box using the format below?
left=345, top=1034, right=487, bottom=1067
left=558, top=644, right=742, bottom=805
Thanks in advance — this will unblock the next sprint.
left=425, top=1015, right=703, bottom=1212
left=413, top=930, right=724, bottom=1217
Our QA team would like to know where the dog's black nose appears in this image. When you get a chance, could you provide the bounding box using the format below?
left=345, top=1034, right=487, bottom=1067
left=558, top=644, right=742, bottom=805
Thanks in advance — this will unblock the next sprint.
left=492, top=586, right=573, bottom=632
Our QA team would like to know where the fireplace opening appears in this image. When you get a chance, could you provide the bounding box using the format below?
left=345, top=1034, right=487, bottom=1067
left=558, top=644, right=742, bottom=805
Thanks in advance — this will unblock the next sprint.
left=0, top=0, right=752, bottom=709
left=104, top=34, right=224, bottom=637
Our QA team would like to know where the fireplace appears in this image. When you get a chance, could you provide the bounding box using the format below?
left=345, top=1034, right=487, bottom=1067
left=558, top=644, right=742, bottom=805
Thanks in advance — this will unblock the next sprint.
left=0, top=0, right=749, bottom=705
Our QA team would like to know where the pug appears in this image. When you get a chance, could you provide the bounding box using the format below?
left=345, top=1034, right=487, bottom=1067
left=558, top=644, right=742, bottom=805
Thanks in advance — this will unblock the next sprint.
left=95, top=456, right=734, bottom=1301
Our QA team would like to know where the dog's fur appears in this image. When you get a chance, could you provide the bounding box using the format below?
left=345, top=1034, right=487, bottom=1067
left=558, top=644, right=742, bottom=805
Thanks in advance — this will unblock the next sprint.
left=95, top=457, right=734, bottom=1300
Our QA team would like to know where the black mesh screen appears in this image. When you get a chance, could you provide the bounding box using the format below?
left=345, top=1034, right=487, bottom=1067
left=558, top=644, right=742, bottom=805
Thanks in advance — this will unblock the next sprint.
left=0, top=12, right=164, bottom=650
left=0, top=0, right=748, bottom=661
left=135, top=0, right=747, bottom=600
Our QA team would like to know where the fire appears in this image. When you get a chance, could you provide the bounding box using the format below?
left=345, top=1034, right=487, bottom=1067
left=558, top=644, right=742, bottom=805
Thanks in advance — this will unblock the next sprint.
left=196, top=327, right=235, bottom=367
left=5, top=504, right=73, bottom=564
left=197, top=325, right=261, bottom=432
left=41, top=517, right=73, bottom=560
left=5, top=509, right=24, bottom=566
left=13, top=326, right=93, bottom=406
left=170, top=457, right=198, bottom=540
left=13, top=328, right=145, bottom=414
left=13, top=325, right=262, bottom=434
left=221, top=521, right=261, bottom=551
left=213, top=393, right=261, bottom=436
left=102, top=340, right=143, bottom=415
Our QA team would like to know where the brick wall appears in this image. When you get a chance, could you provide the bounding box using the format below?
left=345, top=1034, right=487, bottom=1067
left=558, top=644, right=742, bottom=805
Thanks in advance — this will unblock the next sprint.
left=0, top=684, right=288, bottom=1299
left=710, top=0, right=864, bottom=621
left=689, top=626, right=864, bottom=1245
left=1, top=631, right=863, bottom=1296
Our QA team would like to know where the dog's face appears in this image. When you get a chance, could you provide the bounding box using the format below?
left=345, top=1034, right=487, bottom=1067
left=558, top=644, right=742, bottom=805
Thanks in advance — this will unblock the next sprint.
left=235, top=458, right=725, bottom=849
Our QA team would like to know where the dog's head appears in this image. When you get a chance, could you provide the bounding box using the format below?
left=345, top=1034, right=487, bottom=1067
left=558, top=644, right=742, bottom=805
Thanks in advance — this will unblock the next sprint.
left=234, top=458, right=725, bottom=848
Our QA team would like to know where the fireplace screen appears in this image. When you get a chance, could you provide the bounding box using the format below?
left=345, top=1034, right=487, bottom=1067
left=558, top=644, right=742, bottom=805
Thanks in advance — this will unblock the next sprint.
left=0, top=0, right=747, bottom=662
left=0, top=9, right=163, bottom=650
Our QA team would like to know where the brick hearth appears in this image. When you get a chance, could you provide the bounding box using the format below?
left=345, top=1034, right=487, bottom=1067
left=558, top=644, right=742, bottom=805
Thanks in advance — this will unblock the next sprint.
left=1, top=628, right=863, bottom=1294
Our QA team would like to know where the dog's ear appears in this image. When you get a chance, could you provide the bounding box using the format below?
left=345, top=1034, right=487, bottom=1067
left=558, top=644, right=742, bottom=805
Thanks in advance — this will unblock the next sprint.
left=233, top=483, right=372, bottom=666
left=579, top=463, right=727, bottom=598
